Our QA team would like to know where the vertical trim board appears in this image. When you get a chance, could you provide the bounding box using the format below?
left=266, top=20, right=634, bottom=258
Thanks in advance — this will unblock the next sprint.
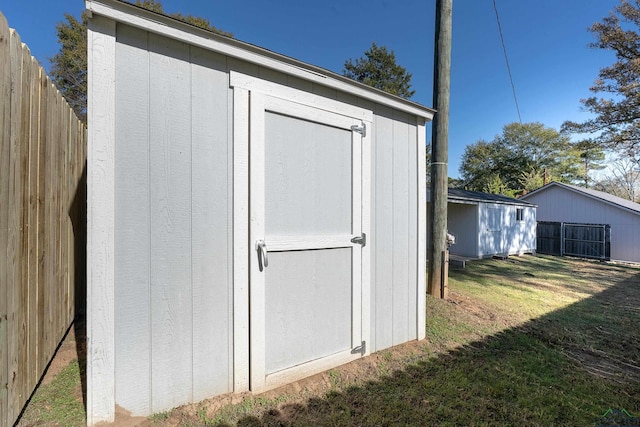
left=87, top=14, right=117, bottom=426
left=416, top=119, right=427, bottom=340
left=248, top=92, right=266, bottom=392
left=232, top=87, right=250, bottom=392
left=360, top=119, right=372, bottom=355
left=406, top=118, right=418, bottom=340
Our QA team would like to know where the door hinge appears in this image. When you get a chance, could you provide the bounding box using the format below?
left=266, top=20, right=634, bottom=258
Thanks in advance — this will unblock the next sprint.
left=351, top=341, right=366, bottom=355
left=351, top=122, right=366, bottom=137
left=351, top=233, right=366, bottom=247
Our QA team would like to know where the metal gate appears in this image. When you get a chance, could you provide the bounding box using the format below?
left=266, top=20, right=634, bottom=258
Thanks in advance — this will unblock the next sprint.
left=536, top=221, right=611, bottom=260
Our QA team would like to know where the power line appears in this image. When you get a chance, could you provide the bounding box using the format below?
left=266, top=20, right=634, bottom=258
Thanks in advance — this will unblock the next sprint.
left=493, top=0, right=522, bottom=124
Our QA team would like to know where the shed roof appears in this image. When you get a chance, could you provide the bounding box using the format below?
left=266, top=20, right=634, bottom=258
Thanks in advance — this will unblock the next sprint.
left=86, top=0, right=435, bottom=120
left=521, top=181, right=640, bottom=216
left=426, top=188, right=536, bottom=206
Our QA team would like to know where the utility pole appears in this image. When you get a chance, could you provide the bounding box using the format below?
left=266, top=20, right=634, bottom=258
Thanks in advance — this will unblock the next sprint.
left=429, top=0, right=452, bottom=298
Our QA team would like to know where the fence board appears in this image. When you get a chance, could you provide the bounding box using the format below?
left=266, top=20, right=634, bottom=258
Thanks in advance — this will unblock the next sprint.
left=0, top=12, right=11, bottom=427
left=7, top=27, right=24, bottom=423
left=26, top=57, right=40, bottom=392
left=0, top=14, right=87, bottom=426
left=19, top=38, right=33, bottom=414
left=36, top=70, right=48, bottom=382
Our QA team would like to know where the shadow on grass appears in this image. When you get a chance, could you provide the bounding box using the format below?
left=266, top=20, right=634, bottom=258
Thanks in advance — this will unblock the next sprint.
left=230, top=267, right=640, bottom=426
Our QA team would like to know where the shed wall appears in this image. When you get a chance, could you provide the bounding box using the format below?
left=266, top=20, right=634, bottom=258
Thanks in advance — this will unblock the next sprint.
left=108, top=22, right=424, bottom=415
left=525, top=186, right=640, bottom=263
left=113, top=25, right=233, bottom=414
left=477, top=203, right=536, bottom=258
left=370, top=106, right=420, bottom=352
left=447, top=203, right=479, bottom=257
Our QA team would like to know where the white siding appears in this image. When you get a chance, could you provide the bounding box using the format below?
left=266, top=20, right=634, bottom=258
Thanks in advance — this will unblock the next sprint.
left=370, top=108, right=421, bottom=352
left=525, top=186, right=640, bottom=263
left=114, top=24, right=151, bottom=415
left=505, top=206, right=536, bottom=255
left=113, top=26, right=232, bottom=416
left=477, top=203, right=535, bottom=258
left=445, top=202, right=535, bottom=259
left=447, top=203, right=479, bottom=257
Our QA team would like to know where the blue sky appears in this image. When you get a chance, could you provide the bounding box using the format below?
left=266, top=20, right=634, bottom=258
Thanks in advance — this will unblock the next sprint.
left=1, top=0, right=620, bottom=178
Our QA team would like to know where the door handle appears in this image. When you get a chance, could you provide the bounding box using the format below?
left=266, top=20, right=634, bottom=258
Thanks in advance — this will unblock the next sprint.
left=255, top=239, right=268, bottom=271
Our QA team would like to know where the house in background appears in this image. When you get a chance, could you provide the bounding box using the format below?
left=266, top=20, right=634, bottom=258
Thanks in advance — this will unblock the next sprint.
left=85, top=0, right=434, bottom=424
left=521, top=181, right=640, bottom=263
left=428, top=189, right=537, bottom=259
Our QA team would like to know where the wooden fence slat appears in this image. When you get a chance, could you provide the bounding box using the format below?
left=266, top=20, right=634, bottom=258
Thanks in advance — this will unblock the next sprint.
left=36, top=72, right=48, bottom=380
left=44, top=79, right=55, bottom=363
left=26, top=56, right=40, bottom=394
left=7, top=28, right=24, bottom=424
left=17, top=35, right=33, bottom=417
left=0, top=12, right=11, bottom=427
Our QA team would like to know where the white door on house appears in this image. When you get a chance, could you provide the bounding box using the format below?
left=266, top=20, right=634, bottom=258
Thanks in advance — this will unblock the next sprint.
left=248, top=90, right=370, bottom=392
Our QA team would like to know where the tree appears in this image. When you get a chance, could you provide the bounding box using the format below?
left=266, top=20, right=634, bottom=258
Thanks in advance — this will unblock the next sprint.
left=562, top=0, right=640, bottom=161
left=459, top=122, right=584, bottom=195
left=134, top=0, right=232, bottom=36
left=573, top=139, right=606, bottom=187
left=518, top=168, right=545, bottom=193
left=593, top=156, right=640, bottom=201
left=50, top=12, right=88, bottom=122
left=447, top=177, right=464, bottom=188
left=484, top=174, right=517, bottom=197
left=50, top=0, right=232, bottom=122
left=343, top=42, right=415, bottom=99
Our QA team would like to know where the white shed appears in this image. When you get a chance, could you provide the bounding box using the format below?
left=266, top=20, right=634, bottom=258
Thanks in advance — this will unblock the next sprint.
left=428, top=189, right=537, bottom=259
left=521, top=181, right=640, bottom=263
left=85, top=0, right=434, bottom=424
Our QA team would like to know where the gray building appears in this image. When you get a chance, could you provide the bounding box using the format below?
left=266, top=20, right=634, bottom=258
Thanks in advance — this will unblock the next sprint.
left=85, top=0, right=434, bottom=423
left=428, top=189, right=537, bottom=259
left=521, top=181, right=640, bottom=263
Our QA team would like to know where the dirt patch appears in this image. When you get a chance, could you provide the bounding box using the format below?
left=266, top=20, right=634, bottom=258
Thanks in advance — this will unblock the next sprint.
left=40, top=325, right=79, bottom=386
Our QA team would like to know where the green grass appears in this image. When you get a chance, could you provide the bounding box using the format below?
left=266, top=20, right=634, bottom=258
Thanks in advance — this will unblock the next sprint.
left=18, top=360, right=85, bottom=426
left=203, top=255, right=640, bottom=426
left=18, top=254, right=640, bottom=426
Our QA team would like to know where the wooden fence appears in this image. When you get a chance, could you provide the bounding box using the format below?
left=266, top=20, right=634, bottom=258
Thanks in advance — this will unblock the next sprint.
left=0, top=13, right=87, bottom=427
left=537, top=221, right=611, bottom=261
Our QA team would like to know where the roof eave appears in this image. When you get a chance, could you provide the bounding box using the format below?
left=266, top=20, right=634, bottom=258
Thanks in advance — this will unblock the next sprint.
left=522, top=182, right=640, bottom=217
left=85, top=0, right=436, bottom=120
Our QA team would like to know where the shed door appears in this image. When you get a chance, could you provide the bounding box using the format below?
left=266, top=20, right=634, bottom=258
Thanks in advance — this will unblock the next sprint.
left=486, top=205, right=504, bottom=255
left=249, top=93, right=367, bottom=392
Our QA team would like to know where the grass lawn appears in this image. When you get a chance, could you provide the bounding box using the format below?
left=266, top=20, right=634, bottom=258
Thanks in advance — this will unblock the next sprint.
left=17, top=254, right=640, bottom=426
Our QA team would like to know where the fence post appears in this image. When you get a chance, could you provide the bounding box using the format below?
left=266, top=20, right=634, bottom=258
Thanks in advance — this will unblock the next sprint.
left=560, top=222, right=564, bottom=257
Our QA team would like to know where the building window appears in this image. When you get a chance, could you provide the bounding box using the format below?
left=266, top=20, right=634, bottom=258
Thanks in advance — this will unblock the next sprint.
left=516, top=208, right=524, bottom=221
